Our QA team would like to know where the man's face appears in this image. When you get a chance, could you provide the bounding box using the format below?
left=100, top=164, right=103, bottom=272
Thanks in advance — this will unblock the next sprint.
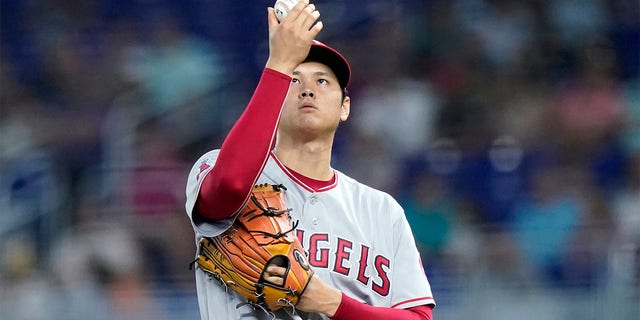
left=279, top=61, right=350, bottom=138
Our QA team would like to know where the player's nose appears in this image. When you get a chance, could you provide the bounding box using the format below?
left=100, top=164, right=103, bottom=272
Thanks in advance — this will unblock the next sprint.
left=300, top=89, right=315, bottom=98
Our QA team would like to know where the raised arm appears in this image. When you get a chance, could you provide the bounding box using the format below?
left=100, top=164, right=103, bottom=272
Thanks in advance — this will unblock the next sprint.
left=195, top=1, right=323, bottom=220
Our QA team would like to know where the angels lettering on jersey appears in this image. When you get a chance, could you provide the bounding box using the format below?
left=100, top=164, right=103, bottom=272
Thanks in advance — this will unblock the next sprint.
left=296, top=229, right=391, bottom=297
left=188, top=152, right=419, bottom=305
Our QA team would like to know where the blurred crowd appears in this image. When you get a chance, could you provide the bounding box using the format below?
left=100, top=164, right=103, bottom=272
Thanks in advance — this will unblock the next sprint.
left=1, top=0, right=638, bottom=319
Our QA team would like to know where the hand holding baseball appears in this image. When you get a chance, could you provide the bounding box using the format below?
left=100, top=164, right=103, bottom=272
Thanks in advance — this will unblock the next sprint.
left=274, top=0, right=300, bottom=22
left=266, top=0, right=322, bottom=74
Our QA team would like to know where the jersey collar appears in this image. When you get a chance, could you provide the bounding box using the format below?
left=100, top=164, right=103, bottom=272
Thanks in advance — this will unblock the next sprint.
left=271, top=152, right=339, bottom=193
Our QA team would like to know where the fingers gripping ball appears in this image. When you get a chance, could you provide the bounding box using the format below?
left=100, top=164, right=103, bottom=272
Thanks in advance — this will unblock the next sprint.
left=195, top=184, right=313, bottom=311
left=274, top=0, right=301, bottom=22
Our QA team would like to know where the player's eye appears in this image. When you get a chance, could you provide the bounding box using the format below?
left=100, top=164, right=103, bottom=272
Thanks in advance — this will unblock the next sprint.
left=291, top=78, right=301, bottom=84
left=317, top=78, right=328, bottom=85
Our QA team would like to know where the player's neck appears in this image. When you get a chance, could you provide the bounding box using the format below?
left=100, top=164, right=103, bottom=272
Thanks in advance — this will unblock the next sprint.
left=273, top=141, right=334, bottom=181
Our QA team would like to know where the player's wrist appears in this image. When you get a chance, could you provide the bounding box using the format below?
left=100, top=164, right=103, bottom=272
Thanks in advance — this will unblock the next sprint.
left=330, top=292, right=354, bottom=320
left=265, top=58, right=296, bottom=76
left=317, top=284, right=342, bottom=317
left=297, top=274, right=342, bottom=316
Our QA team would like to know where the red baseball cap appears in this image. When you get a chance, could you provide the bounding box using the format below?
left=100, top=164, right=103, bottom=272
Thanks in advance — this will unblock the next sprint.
left=305, top=40, right=351, bottom=89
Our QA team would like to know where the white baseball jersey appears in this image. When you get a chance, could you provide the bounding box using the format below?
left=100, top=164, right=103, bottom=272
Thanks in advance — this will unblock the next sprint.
left=185, top=149, right=435, bottom=320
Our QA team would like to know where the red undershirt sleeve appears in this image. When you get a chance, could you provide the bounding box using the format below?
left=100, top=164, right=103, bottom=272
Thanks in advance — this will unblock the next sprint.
left=196, top=68, right=292, bottom=220
left=331, top=293, right=433, bottom=320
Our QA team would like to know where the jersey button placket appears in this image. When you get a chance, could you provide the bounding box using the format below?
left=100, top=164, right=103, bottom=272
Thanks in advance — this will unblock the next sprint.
left=308, top=194, right=319, bottom=227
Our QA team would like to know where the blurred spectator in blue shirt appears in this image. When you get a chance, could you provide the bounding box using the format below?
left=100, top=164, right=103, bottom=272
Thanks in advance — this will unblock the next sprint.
left=511, top=165, right=581, bottom=286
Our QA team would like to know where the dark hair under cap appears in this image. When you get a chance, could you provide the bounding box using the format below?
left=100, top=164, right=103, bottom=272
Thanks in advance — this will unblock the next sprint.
left=304, top=40, right=351, bottom=89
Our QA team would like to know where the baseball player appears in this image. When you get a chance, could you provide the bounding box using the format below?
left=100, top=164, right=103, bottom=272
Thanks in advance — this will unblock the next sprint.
left=185, top=1, right=435, bottom=319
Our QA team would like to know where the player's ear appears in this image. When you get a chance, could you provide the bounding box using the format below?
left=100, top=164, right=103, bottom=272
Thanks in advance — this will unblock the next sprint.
left=340, top=96, right=350, bottom=122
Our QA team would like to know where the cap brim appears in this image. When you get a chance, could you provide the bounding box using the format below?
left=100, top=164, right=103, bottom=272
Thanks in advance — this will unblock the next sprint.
left=305, top=40, right=351, bottom=89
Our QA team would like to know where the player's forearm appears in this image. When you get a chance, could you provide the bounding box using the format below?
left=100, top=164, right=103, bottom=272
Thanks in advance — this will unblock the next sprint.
left=331, top=293, right=433, bottom=320
left=296, top=274, right=343, bottom=317
left=197, top=68, right=291, bottom=220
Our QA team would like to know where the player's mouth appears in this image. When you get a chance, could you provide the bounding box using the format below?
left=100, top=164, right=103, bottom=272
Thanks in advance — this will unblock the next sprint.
left=299, top=103, right=318, bottom=110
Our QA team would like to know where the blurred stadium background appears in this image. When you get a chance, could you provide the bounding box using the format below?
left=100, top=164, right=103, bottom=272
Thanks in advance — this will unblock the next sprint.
left=1, top=0, right=638, bottom=319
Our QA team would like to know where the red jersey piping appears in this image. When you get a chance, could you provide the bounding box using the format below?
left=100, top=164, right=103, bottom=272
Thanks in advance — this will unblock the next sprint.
left=271, top=152, right=339, bottom=193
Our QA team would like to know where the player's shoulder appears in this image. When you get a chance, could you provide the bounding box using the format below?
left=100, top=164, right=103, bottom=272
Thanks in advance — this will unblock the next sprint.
left=335, top=170, right=401, bottom=207
left=191, top=149, right=220, bottom=166
left=198, top=149, right=221, bottom=161
left=187, top=149, right=221, bottom=178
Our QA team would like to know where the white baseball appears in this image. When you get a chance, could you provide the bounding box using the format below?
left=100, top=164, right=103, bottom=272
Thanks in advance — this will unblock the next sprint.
left=274, top=0, right=300, bottom=22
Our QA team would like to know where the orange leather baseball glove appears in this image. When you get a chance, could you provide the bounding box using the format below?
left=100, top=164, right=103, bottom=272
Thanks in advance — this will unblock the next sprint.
left=194, top=183, right=313, bottom=312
